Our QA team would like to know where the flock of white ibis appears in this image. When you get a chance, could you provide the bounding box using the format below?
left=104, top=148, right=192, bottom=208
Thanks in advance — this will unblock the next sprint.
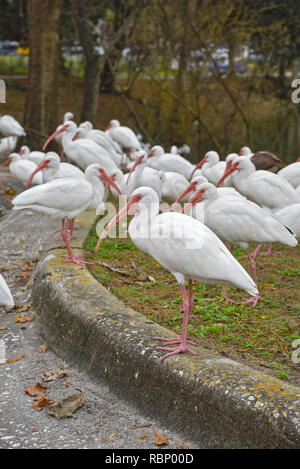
left=1, top=112, right=300, bottom=361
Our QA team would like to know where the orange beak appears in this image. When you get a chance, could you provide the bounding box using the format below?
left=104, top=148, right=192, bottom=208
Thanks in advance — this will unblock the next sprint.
left=147, top=149, right=155, bottom=159
left=0, top=156, right=13, bottom=168
left=98, top=168, right=122, bottom=195
left=174, top=181, right=197, bottom=206
left=95, top=194, right=142, bottom=253
left=216, top=160, right=237, bottom=187
left=181, top=189, right=205, bottom=214
left=43, top=123, right=69, bottom=151
left=190, top=156, right=208, bottom=179
left=25, top=159, right=49, bottom=189
left=126, top=155, right=144, bottom=185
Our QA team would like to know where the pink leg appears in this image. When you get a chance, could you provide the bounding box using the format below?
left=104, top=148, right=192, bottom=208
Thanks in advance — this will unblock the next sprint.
left=238, top=248, right=263, bottom=306
left=61, top=218, right=94, bottom=265
left=259, top=242, right=278, bottom=257
left=220, top=282, right=238, bottom=304
left=57, top=219, right=73, bottom=241
left=155, top=281, right=197, bottom=361
left=0, top=181, right=6, bottom=192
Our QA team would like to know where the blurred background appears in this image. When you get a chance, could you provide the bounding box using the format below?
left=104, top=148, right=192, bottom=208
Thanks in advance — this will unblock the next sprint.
left=1, top=0, right=300, bottom=162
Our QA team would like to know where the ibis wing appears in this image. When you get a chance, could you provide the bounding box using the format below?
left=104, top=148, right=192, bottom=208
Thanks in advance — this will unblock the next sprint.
left=12, top=178, right=92, bottom=212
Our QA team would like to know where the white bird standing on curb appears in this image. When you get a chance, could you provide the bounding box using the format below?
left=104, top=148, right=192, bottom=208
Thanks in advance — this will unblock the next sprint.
left=0, top=115, right=26, bottom=137
left=95, top=186, right=258, bottom=361
left=12, top=164, right=121, bottom=265
left=0, top=274, right=14, bottom=307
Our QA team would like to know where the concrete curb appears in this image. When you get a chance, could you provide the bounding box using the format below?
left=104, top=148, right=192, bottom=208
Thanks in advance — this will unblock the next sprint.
left=32, top=210, right=300, bottom=449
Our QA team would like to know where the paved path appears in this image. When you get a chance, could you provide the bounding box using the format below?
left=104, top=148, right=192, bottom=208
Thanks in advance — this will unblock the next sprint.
left=0, top=169, right=197, bottom=449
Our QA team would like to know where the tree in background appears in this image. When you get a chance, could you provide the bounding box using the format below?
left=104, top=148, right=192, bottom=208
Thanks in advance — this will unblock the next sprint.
left=24, top=0, right=62, bottom=148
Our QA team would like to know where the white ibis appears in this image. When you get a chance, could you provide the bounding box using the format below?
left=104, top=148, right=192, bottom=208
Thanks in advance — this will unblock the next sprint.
left=1, top=153, right=42, bottom=186
left=185, top=182, right=297, bottom=305
left=19, top=146, right=45, bottom=166
left=217, top=156, right=300, bottom=210
left=105, top=119, right=142, bottom=159
left=95, top=186, right=258, bottom=361
left=126, top=150, right=163, bottom=199
left=147, top=145, right=196, bottom=180
left=191, top=151, right=230, bottom=186
left=74, top=125, right=125, bottom=168
left=25, top=152, right=85, bottom=188
left=217, top=155, right=300, bottom=256
left=173, top=174, right=243, bottom=208
left=0, top=136, right=17, bottom=156
left=0, top=274, right=14, bottom=307
left=277, top=160, right=300, bottom=188
left=12, top=164, right=119, bottom=265
left=160, top=171, right=190, bottom=204
left=54, top=112, right=75, bottom=145
left=0, top=115, right=26, bottom=137
left=43, top=121, right=118, bottom=174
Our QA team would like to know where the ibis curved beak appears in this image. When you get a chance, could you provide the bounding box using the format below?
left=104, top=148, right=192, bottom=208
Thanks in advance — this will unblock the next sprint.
left=190, top=156, right=208, bottom=179
left=43, top=123, right=69, bottom=151
left=216, top=160, right=236, bottom=187
left=147, top=149, right=155, bottom=159
left=126, top=155, right=144, bottom=185
left=181, top=189, right=205, bottom=214
left=174, top=181, right=197, bottom=206
left=0, top=156, right=12, bottom=168
left=72, top=131, right=80, bottom=141
left=26, top=159, right=49, bottom=189
left=98, top=169, right=122, bottom=195
left=95, top=194, right=141, bottom=253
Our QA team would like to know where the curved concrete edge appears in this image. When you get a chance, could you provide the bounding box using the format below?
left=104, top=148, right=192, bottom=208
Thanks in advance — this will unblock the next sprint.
left=31, top=210, right=300, bottom=449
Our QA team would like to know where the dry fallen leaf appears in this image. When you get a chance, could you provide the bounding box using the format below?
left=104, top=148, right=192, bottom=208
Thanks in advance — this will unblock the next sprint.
left=25, top=382, right=47, bottom=397
left=153, top=431, right=169, bottom=446
left=32, top=428, right=38, bottom=433
left=15, top=302, right=32, bottom=313
left=14, top=315, right=34, bottom=323
left=32, top=395, right=54, bottom=410
left=38, top=343, right=47, bottom=353
left=0, top=326, right=6, bottom=331
left=41, top=367, right=67, bottom=382
left=25, top=386, right=38, bottom=397
left=100, top=428, right=122, bottom=442
left=140, top=433, right=150, bottom=440
left=6, top=354, right=24, bottom=363
left=46, top=393, right=84, bottom=418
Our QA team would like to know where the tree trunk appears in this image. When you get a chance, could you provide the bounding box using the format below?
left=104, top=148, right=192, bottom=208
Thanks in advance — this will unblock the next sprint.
left=24, top=0, right=62, bottom=148
left=82, top=58, right=102, bottom=122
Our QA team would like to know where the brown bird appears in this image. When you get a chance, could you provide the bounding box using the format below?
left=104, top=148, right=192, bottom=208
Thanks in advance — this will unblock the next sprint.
left=239, top=146, right=285, bottom=171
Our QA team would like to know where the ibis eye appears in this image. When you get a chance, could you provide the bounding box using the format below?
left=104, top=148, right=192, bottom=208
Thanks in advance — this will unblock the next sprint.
left=137, top=195, right=142, bottom=200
